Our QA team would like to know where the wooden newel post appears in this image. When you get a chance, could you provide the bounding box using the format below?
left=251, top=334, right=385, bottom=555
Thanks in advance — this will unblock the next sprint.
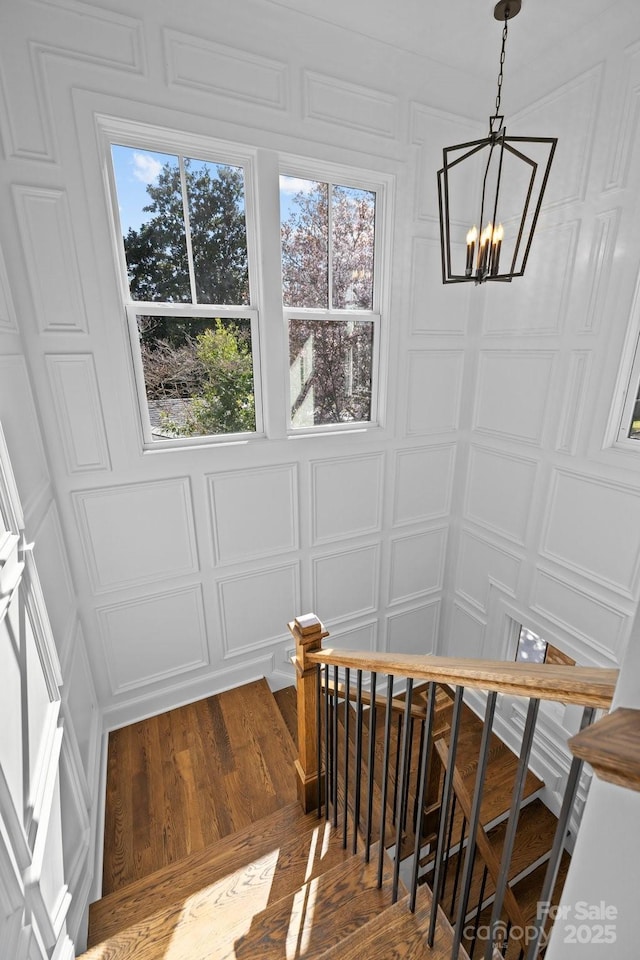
left=288, top=613, right=329, bottom=812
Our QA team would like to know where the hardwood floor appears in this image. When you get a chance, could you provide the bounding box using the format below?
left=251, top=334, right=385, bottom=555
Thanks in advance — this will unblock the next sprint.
left=102, top=678, right=297, bottom=895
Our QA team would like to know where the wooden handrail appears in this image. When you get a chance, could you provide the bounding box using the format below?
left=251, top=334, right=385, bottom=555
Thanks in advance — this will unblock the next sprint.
left=568, top=707, right=640, bottom=792
left=306, top=648, right=617, bottom=710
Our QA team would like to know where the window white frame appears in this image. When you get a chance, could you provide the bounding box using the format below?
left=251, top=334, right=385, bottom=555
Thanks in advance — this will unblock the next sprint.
left=608, top=266, right=640, bottom=450
left=279, top=155, right=393, bottom=435
left=99, top=116, right=264, bottom=449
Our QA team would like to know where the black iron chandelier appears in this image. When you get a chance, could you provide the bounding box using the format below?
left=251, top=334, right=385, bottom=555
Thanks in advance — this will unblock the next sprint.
left=437, top=0, right=557, bottom=285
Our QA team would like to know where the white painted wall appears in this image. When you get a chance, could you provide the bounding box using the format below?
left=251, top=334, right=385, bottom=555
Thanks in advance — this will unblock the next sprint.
left=1, top=0, right=640, bottom=954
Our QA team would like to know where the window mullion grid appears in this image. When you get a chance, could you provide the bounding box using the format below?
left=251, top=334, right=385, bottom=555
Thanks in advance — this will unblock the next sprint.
left=327, top=182, right=334, bottom=314
left=179, top=155, right=199, bottom=304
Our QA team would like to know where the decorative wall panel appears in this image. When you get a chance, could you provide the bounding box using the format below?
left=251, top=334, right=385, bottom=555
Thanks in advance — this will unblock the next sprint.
left=404, top=350, right=463, bottom=436
left=324, top=619, right=376, bottom=652
left=97, top=585, right=209, bottom=694
left=581, top=208, right=621, bottom=335
left=208, top=464, right=298, bottom=565
left=409, top=237, right=468, bottom=335
left=303, top=71, right=398, bottom=138
left=62, top=625, right=97, bottom=786
left=389, top=527, right=447, bottom=605
left=464, top=445, right=538, bottom=546
left=73, top=478, right=199, bottom=592
left=392, top=444, right=455, bottom=526
left=0, top=357, right=49, bottom=519
left=386, top=600, right=439, bottom=656
left=555, top=351, right=591, bottom=455
left=45, top=355, right=110, bottom=474
left=164, top=29, right=287, bottom=109
left=312, top=543, right=379, bottom=622
left=531, top=569, right=627, bottom=658
left=311, top=454, right=383, bottom=544
left=603, top=40, right=640, bottom=192
left=541, top=469, right=640, bottom=597
left=456, top=529, right=520, bottom=612
left=12, top=188, right=87, bottom=333
left=218, top=562, right=299, bottom=657
left=482, top=220, right=578, bottom=336
left=0, top=246, right=17, bottom=333
left=473, top=351, right=555, bottom=445
left=450, top=602, right=486, bottom=658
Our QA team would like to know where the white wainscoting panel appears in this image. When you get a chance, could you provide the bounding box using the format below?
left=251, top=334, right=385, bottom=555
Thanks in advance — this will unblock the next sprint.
left=386, top=600, right=439, bottom=655
left=303, top=71, right=398, bottom=138
left=32, top=502, right=75, bottom=661
left=73, top=478, right=199, bottom=592
left=62, top=624, right=98, bottom=787
left=311, top=454, right=383, bottom=544
left=409, top=237, right=468, bottom=336
left=473, top=351, right=555, bottom=445
left=0, top=244, right=17, bottom=333
left=97, top=585, right=209, bottom=694
left=12, top=187, right=87, bottom=333
left=45, top=355, right=110, bottom=474
left=208, top=464, right=298, bottom=565
left=312, top=543, right=379, bottom=623
left=404, top=350, right=463, bottom=437
left=581, top=208, right=621, bottom=335
left=0, top=357, right=49, bottom=519
left=464, top=445, right=538, bottom=546
left=531, top=568, right=628, bottom=659
left=164, top=29, right=287, bottom=109
left=389, top=527, right=447, bottom=605
left=392, top=444, right=455, bottom=526
left=218, top=561, right=299, bottom=657
left=555, top=351, right=592, bottom=455
left=541, top=469, right=640, bottom=597
left=450, top=602, right=486, bottom=658
left=456, top=529, right=520, bottom=612
left=323, top=619, right=376, bottom=652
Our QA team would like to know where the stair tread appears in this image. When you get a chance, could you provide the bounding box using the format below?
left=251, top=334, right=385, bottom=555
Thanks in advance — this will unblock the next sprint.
left=81, top=841, right=402, bottom=960
left=273, top=684, right=298, bottom=747
left=89, top=802, right=350, bottom=945
left=315, top=884, right=468, bottom=960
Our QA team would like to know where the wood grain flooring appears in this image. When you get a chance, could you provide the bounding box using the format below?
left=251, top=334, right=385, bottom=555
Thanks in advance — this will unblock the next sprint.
left=102, top=678, right=297, bottom=895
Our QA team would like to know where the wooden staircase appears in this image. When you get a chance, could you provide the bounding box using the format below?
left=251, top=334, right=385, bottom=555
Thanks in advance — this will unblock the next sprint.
left=80, top=678, right=462, bottom=960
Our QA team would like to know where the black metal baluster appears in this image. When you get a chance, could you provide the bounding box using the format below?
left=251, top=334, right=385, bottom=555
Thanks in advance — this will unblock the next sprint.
left=469, top=864, right=489, bottom=959
left=484, top=697, right=540, bottom=960
left=333, top=666, right=338, bottom=827
left=410, top=681, right=437, bottom=912
left=392, top=678, right=414, bottom=902
left=452, top=691, right=498, bottom=960
left=524, top=706, right=596, bottom=960
left=450, top=816, right=467, bottom=915
left=352, top=670, right=364, bottom=854
left=400, top=715, right=415, bottom=832
left=377, top=675, right=394, bottom=888
left=440, top=791, right=457, bottom=900
left=502, top=919, right=512, bottom=957
left=428, top=685, right=465, bottom=948
left=365, top=672, right=377, bottom=863
left=392, top=711, right=403, bottom=825
left=324, top=663, right=330, bottom=822
left=316, top=663, right=322, bottom=819
left=412, top=717, right=426, bottom=832
left=342, top=666, right=350, bottom=849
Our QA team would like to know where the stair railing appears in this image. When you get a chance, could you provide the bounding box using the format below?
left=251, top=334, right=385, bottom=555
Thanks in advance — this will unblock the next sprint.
left=289, top=614, right=618, bottom=960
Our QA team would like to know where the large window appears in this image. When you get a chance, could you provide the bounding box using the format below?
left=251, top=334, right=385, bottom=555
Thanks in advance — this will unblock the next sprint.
left=280, top=174, right=379, bottom=429
left=105, top=122, right=388, bottom=446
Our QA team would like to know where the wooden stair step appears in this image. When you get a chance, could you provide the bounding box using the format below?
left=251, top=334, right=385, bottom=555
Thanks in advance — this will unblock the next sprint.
left=80, top=841, right=402, bottom=960
left=89, top=801, right=347, bottom=945
left=315, top=884, right=468, bottom=960
left=273, top=684, right=298, bottom=746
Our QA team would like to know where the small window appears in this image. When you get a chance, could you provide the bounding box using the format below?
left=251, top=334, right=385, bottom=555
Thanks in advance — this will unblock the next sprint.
left=514, top=626, right=548, bottom=663
left=280, top=174, right=379, bottom=429
left=109, top=142, right=260, bottom=445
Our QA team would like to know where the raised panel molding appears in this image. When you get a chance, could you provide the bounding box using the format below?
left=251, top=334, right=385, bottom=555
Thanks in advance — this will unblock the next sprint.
left=482, top=220, right=579, bottom=337
left=555, top=351, right=592, bottom=455
left=404, top=350, right=463, bottom=437
left=164, top=29, right=287, bottom=109
left=12, top=188, right=87, bottom=333
left=0, top=245, right=17, bottom=334
left=581, top=208, right=622, bottom=335
left=31, top=502, right=76, bottom=667
left=455, top=529, right=520, bottom=613
left=409, top=237, right=468, bottom=336
left=392, top=444, right=455, bottom=527
left=473, top=351, right=555, bottom=446
left=45, top=355, right=110, bottom=473
left=389, top=527, right=447, bottom=606
left=218, top=562, right=300, bottom=658
left=464, top=445, right=538, bottom=547
left=312, top=543, right=379, bottom=623
left=311, top=453, right=383, bottom=545
left=386, top=600, right=439, bottom=656
left=323, top=619, right=377, bottom=653
left=530, top=567, right=628, bottom=659
left=58, top=737, right=90, bottom=898
left=208, top=464, right=298, bottom=565
left=540, top=468, right=640, bottom=598
left=303, top=71, right=398, bottom=138
left=511, top=63, right=603, bottom=207
left=0, top=359, right=49, bottom=521
left=73, top=478, right=199, bottom=593
left=604, top=40, right=640, bottom=192
left=97, top=584, right=209, bottom=695
left=451, top=601, right=486, bottom=658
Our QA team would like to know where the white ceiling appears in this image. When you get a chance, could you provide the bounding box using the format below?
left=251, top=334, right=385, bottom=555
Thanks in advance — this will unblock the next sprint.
left=264, top=0, right=625, bottom=81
